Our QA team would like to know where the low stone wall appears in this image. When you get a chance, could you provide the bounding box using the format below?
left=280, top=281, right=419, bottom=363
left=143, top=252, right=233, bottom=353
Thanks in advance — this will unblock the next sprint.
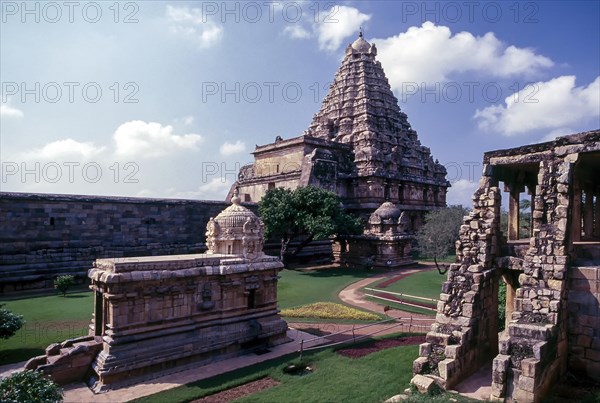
left=0, top=192, right=241, bottom=293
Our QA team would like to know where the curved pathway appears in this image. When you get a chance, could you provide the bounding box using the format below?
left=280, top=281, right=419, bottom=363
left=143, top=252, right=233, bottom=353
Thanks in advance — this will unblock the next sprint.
left=289, top=263, right=437, bottom=339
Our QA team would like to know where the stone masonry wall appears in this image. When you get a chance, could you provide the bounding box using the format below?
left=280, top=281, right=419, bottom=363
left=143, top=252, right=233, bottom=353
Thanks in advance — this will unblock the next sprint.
left=568, top=265, right=600, bottom=381
left=0, top=192, right=253, bottom=293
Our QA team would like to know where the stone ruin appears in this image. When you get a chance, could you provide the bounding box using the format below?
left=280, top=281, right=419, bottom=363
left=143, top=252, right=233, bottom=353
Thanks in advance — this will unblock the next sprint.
left=412, top=130, right=600, bottom=401
left=231, top=32, right=448, bottom=264
left=26, top=193, right=288, bottom=391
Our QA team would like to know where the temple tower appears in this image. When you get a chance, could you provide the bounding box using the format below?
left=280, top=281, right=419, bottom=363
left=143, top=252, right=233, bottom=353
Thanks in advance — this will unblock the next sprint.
left=233, top=33, right=448, bottom=223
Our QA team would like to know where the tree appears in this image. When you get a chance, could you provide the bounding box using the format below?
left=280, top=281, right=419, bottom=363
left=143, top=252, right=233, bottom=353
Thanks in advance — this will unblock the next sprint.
left=54, top=275, right=75, bottom=297
left=0, top=304, right=25, bottom=340
left=0, top=370, right=63, bottom=403
left=415, top=205, right=468, bottom=274
left=258, top=186, right=363, bottom=262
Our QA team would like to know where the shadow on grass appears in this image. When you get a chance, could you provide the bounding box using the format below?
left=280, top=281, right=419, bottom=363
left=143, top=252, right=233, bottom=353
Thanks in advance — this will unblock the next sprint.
left=0, top=348, right=44, bottom=365
left=62, top=295, right=88, bottom=299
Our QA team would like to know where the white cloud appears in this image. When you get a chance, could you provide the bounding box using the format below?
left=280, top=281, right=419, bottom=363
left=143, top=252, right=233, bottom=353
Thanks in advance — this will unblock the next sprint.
left=174, top=115, right=195, bottom=126
left=1, top=102, right=24, bottom=118
left=114, top=120, right=203, bottom=158
left=283, top=24, right=312, bottom=39
left=138, top=178, right=231, bottom=200
left=474, top=75, right=600, bottom=136
left=373, top=22, right=553, bottom=91
left=446, top=179, right=478, bottom=208
left=24, top=139, right=106, bottom=160
left=220, top=140, right=246, bottom=156
left=166, top=5, right=223, bottom=49
left=315, top=6, right=371, bottom=52
left=539, top=127, right=574, bottom=142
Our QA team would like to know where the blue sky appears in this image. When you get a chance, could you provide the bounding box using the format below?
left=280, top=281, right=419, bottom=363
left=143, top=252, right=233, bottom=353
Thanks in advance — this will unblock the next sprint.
left=1, top=1, right=599, bottom=207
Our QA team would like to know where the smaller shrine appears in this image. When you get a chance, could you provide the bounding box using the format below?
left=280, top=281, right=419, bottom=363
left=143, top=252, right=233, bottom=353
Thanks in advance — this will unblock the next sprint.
left=25, top=193, right=288, bottom=392
left=334, top=201, right=414, bottom=269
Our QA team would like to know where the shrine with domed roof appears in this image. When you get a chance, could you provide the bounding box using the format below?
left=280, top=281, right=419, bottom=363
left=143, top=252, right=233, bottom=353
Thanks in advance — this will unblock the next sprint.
left=26, top=197, right=290, bottom=392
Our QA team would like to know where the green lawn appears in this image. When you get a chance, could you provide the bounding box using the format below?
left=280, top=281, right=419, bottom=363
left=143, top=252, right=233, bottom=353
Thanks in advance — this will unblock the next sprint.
left=0, top=292, right=93, bottom=365
left=135, top=336, right=415, bottom=403
left=364, top=269, right=446, bottom=316
left=373, top=269, right=445, bottom=300
left=134, top=333, right=478, bottom=403
left=277, top=266, right=378, bottom=310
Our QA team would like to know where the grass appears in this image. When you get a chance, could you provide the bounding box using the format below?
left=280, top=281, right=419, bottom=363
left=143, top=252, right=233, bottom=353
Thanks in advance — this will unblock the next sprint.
left=134, top=334, right=418, bottom=403
left=374, top=269, right=446, bottom=300
left=0, top=292, right=92, bottom=365
left=277, top=266, right=377, bottom=309
left=281, top=302, right=380, bottom=321
left=134, top=333, right=479, bottom=403
left=363, top=269, right=446, bottom=316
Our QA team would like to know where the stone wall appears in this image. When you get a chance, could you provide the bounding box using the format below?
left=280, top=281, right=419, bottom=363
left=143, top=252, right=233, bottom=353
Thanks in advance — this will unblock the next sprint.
left=568, top=265, right=600, bottom=381
left=0, top=192, right=244, bottom=293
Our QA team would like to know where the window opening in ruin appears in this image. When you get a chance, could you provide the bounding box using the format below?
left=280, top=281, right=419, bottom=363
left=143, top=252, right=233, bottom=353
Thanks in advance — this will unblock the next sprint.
left=49, top=217, right=55, bottom=226
left=572, top=152, right=600, bottom=243
left=227, top=244, right=232, bottom=254
left=268, top=182, right=275, bottom=191
left=501, top=181, right=534, bottom=242
left=247, top=289, right=256, bottom=309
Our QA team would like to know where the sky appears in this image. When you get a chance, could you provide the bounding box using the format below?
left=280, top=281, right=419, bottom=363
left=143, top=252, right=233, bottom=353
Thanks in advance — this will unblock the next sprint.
left=1, top=0, right=599, bottom=207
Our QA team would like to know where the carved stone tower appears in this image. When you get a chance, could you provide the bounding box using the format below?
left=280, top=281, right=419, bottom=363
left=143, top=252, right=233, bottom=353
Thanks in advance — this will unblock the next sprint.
left=233, top=33, right=448, bottom=224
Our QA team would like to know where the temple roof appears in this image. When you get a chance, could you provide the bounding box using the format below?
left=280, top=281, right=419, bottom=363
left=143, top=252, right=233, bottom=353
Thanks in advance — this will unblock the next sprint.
left=306, top=33, right=447, bottom=185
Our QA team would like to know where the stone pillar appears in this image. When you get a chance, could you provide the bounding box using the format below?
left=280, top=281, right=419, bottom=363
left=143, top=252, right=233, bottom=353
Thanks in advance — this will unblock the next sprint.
left=572, top=181, right=582, bottom=242
left=594, top=186, right=600, bottom=238
left=508, top=187, right=520, bottom=241
left=583, top=184, right=594, bottom=239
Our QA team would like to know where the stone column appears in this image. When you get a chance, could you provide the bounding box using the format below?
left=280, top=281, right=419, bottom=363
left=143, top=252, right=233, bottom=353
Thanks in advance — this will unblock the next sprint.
left=594, top=186, right=600, bottom=238
left=508, top=187, right=520, bottom=241
left=571, top=181, right=582, bottom=242
left=583, top=184, right=594, bottom=239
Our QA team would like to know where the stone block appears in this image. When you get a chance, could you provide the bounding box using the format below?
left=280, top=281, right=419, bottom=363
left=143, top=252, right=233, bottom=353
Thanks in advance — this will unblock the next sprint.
left=410, top=374, right=436, bottom=394
left=585, top=349, right=600, bottom=362
left=493, top=354, right=510, bottom=373
left=413, top=356, right=429, bottom=374
left=521, top=358, right=539, bottom=378
left=419, top=343, right=431, bottom=357
left=445, top=344, right=461, bottom=359
left=491, top=381, right=506, bottom=398
left=518, top=375, right=536, bottom=393
left=438, top=358, right=456, bottom=380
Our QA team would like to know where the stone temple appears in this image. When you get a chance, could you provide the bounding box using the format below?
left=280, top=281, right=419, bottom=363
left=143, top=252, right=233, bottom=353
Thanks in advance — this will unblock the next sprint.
left=232, top=33, right=448, bottom=266
left=412, top=130, right=600, bottom=402
left=26, top=193, right=288, bottom=391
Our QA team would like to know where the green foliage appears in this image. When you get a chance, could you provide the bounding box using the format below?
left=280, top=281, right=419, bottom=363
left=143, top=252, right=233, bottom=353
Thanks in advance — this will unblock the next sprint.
left=498, top=280, right=507, bottom=332
left=0, top=304, right=25, bottom=340
left=259, top=186, right=363, bottom=260
left=0, top=370, right=63, bottom=403
left=54, top=275, right=75, bottom=296
left=415, top=206, right=468, bottom=263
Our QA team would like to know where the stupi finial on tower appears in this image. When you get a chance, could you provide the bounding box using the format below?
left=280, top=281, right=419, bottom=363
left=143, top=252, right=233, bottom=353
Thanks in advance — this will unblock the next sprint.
left=359, top=27, right=363, bottom=38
